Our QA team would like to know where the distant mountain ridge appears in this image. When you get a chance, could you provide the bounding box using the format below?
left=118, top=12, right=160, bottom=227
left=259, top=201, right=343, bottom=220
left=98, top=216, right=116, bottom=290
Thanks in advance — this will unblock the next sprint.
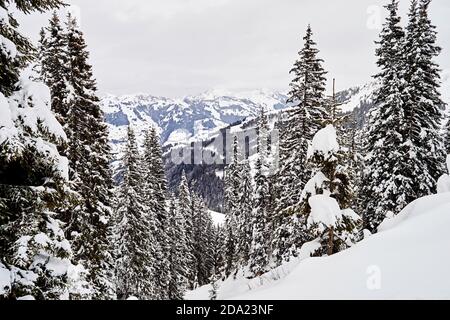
left=101, top=89, right=290, bottom=153
left=101, top=70, right=449, bottom=154
left=101, top=72, right=449, bottom=211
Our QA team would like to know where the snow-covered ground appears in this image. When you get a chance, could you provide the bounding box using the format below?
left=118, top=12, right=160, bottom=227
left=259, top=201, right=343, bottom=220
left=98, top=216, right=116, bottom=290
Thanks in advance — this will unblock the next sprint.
left=187, top=192, right=450, bottom=300
left=209, top=210, right=226, bottom=226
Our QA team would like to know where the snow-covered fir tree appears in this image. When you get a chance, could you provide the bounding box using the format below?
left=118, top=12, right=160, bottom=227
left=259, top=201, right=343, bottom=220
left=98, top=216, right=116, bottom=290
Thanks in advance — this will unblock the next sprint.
left=345, top=112, right=365, bottom=218
left=37, top=12, right=69, bottom=128
left=223, top=145, right=239, bottom=277
left=60, top=14, right=116, bottom=299
left=362, top=0, right=445, bottom=233
left=223, top=136, right=254, bottom=275
left=142, top=126, right=171, bottom=299
left=277, top=24, right=328, bottom=211
left=237, top=159, right=254, bottom=268
left=301, top=125, right=360, bottom=256
left=191, top=194, right=215, bottom=287
left=115, top=127, right=154, bottom=300
left=32, top=28, right=48, bottom=81
left=209, top=273, right=219, bottom=301
left=174, top=171, right=216, bottom=290
left=362, top=0, right=408, bottom=233
left=0, top=0, right=83, bottom=300
left=249, top=109, right=272, bottom=277
left=176, top=172, right=197, bottom=290
left=166, top=196, right=189, bottom=300
left=273, top=25, right=328, bottom=264
left=403, top=0, right=445, bottom=195
left=211, top=225, right=226, bottom=281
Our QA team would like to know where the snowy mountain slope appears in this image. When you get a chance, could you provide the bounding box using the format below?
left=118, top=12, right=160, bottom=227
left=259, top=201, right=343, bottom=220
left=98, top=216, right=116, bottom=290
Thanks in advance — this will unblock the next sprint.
left=338, top=81, right=380, bottom=114
left=338, top=68, right=450, bottom=117
left=102, top=69, right=450, bottom=153
left=102, top=72, right=449, bottom=209
left=187, top=192, right=450, bottom=300
left=101, top=90, right=289, bottom=152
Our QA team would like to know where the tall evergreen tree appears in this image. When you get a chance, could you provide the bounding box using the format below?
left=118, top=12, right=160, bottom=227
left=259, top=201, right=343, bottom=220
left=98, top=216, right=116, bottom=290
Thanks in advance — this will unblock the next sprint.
left=249, top=109, right=272, bottom=277
left=211, top=225, right=226, bottom=281
left=177, top=172, right=197, bottom=290
left=1, top=1, right=67, bottom=95
left=223, top=136, right=254, bottom=276
left=277, top=24, right=328, bottom=212
left=300, top=125, right=359, bottom=256
left=362, top=0, right=408, bottom=232
left=237, top=159, right=254, bottom=267
left=0, top=0, right=79, bottom=300
left=142, top=127, right=171, bottom=299
left=191, top=194, right=215, bottom=287
left=403, top=0, right=445, bottom=194
left=38, top=12, right=70, bottom=128
left=273, top=25, right=328, bottom=263
left=58, top=15, right=116, bottom=299
left=167, top=196, right=189, bottom=300
left=115, top=127, right=155, bottom=300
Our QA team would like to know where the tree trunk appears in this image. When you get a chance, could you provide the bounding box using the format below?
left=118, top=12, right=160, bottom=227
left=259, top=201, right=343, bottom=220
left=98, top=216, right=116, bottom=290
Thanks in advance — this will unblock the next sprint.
left=328, top=227, right=334, bottom=256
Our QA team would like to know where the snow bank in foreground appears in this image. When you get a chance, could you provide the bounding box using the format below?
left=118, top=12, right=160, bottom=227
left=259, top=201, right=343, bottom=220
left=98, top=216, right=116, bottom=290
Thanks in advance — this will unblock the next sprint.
left=185, top=240, right=321, bottom=301
left=187, top=193, right=450, bottom=300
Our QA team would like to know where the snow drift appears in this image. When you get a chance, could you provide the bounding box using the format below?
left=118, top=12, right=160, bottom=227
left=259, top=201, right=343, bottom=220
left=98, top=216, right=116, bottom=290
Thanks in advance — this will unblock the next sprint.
left=187, top=192, right=450, bottom=300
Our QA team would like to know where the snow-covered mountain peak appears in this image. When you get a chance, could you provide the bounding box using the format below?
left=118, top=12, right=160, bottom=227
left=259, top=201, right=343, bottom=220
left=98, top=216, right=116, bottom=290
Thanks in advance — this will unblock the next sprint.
left=101, top=89, right=289, bottom=156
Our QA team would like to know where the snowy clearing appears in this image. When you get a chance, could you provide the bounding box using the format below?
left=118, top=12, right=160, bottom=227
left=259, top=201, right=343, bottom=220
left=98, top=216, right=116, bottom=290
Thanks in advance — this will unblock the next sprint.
left=209, top=210, right=226, bottom=226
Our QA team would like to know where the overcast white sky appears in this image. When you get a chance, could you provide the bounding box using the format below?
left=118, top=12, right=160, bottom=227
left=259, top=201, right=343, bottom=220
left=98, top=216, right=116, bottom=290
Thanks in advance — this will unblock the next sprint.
left=18, top=0, right=450, bottom=98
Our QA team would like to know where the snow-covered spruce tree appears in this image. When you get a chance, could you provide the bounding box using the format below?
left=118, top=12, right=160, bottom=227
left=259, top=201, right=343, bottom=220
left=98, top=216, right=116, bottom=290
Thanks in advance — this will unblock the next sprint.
left=249, top=109, right=272, bottom=277
left=361, top=0, right=408, bottom=233
left=325, top=82, right=361, bottom=217
left=402, top=0, right=445, bottom=194
left=345, top=112, right=365, bottom=219
left=223, top=136, right=254, bottom=275
left=191, top=194, right=215, bottom=287
left=237, top=159, right=254, bottom=268
left=56, top=15, right=116, bottom=299
left=223, top=140, right=239, bottom=277
left=31, top=28, right=47, bottom=81
left=142, top=127, right=171, bottom=300
left=0, top=84, right=75, bottom=299
left=1, top=1, right=67, bottom=96
left=37, top=12, right=70, bottom=128
left=211, top=225, right=226, bottom=280
left=115, top=127, right=154, bottom=300
left=273, top=25, right=328, bottom=265
left=300, top=125, right=360, bottom=256
left=167, top=196, right=189, bottom=300
left=209, top=273, right=219, bottom=301
left=0, top=0, right=84, bottom=300
left=177, top=172, right=196, bottom=290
